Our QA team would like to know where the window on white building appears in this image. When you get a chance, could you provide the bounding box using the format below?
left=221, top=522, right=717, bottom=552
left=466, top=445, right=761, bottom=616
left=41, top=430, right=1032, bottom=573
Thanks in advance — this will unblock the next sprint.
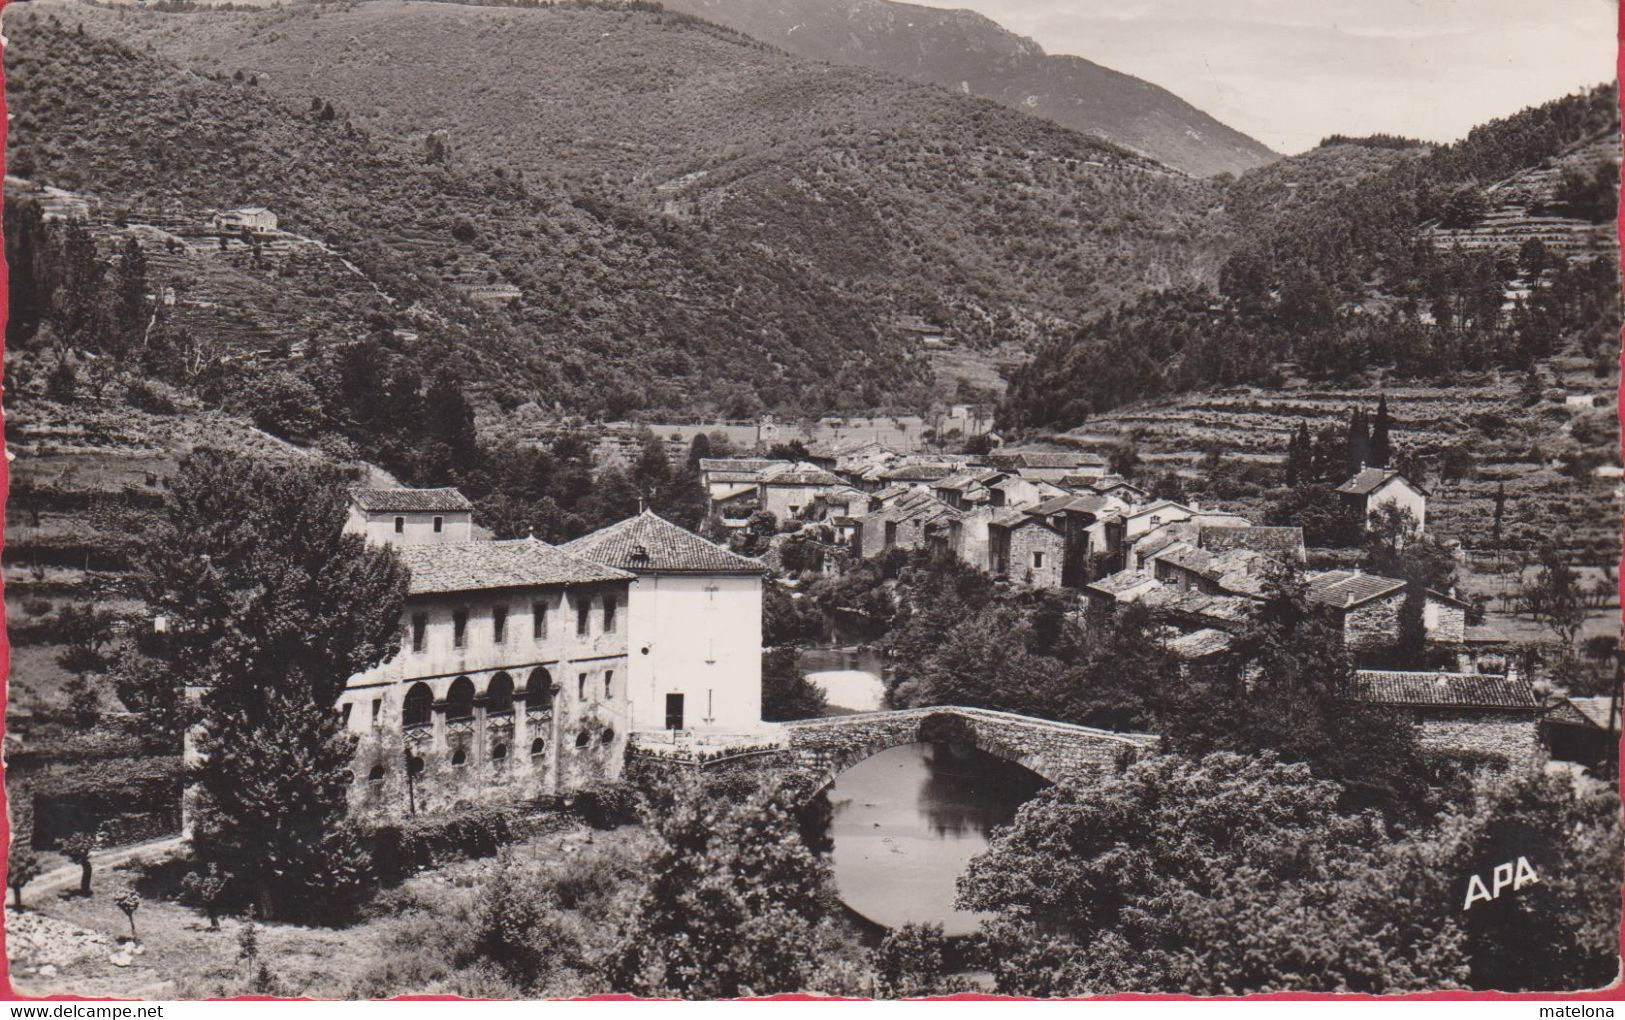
left=411, top=613, right=427, bottom=652
left=577, top=599, right=590, bottom=637
left=453, top=609, right=468, bottom=649
left=603, top=596, right=617, bottom=633
left=533, top=601, right=548, bottom=641
left=578, top=672, right=587, bottom=699
left=433, top=516, right=444, bottom=534
left=493, top=606, right=508, bottom=645
left=1033, top=551, right=1045, bottom=569
left=394, top=516, right=405, bottom=534
left=604, top=670, right=614, bottom=699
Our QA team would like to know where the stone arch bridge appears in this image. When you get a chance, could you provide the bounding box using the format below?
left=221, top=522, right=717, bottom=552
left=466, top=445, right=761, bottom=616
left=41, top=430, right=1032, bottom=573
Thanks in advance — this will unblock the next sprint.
left=778, top=706, right=1156, bottom=798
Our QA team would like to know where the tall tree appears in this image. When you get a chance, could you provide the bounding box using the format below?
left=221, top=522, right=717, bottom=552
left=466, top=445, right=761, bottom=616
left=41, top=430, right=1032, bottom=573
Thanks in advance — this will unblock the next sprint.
left=136, top=450, right=409, bottom=919
left=1344, top=407, right=1371, bottom=476
left=1368, top=394, right=1393, bottom=468
left=610, top=778, right=834, bottom=998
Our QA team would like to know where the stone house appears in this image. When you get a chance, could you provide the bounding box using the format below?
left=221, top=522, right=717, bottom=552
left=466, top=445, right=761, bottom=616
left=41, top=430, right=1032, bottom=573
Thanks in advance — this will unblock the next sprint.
left=988, top=449, right=1108, bottom=483
left=987, top=509, right=1066, bottom=588
left=1026, top=494, right=1121, bottom=586
left=986, top=474, right=1068, bottom=509
left=932, top=468, right=1005, bottom=511
left=756, top=462, right=843, bottom=520
left=697, top=458, right=785, bottom=509
left=346, top=487, right=475, bottom=547
left=854, top=490, right=962, bottom=560
left=1543, top=696, right=1619, bottom=771
left=1336, top=467, right=1428, bottom=532
left=212, top=206, right=279, bottom=235
left=564, top=511, right=766, bottom=737
left=1306, top=569, right=1467, bottom=652
left=1351, top=670, right=1542, bottom=769
left=337, top=537, right=635, bottom=821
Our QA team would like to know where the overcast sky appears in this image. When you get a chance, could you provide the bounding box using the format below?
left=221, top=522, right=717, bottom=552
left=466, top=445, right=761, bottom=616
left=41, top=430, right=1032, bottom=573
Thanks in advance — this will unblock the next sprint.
left=914, top=0, right=1618, bottom=153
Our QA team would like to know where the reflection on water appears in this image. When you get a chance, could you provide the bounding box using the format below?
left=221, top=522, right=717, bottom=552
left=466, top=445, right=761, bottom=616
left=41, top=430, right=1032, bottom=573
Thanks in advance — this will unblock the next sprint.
left=808, top=741, right=1047, bottom=936
left=799, top=646, right=888, bottom=713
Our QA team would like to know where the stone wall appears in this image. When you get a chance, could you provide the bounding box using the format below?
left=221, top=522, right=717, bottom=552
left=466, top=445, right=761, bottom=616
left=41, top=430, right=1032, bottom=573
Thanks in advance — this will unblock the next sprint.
left=1344, top=592, right=1404, bottom=650
left=1416, top=709, right=1542, bottom=770
left=1002, top=525, right=1066, bottom=589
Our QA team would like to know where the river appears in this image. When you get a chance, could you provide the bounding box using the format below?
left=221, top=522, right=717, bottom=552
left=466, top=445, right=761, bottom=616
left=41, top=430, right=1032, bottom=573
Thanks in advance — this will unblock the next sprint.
left=799, top=645, right=889, bottom=713
left=807, top=741, right=1048, bottom=936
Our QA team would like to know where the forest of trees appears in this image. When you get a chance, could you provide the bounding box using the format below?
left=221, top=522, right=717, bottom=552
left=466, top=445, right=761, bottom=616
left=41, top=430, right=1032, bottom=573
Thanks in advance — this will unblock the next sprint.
left=1000, top=85, right=1620, bottom=433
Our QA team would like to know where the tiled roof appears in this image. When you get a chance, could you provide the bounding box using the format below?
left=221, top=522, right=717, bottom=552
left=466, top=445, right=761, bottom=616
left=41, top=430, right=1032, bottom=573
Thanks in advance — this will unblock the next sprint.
left=1336, top=467, right=1423, bottom=497
left=1351, top=670, right=1540, bottom=710
left=351, top=487, right=474, bottom=513
left=868, top=489, right=961, bottom=526
left=1030, top=494, right=1111, bottom=517
left=759, top=462, right=842, bottom=486
left=563, top=510, right=766, bottom=575
left=1566, top=696, right=1621, bottom=730
left=1126, top=500, right=1193, bottom=521
left=1199, top=525, right=1306, bottom=560
left=1306, top=570, right=1406, bottom=609
left=988, top=507, right=1052, bottom=530
left=1087, top=568, right=1159, bottom=598
left=707, top=471, right=761, bottom=484
left=1543, top=698, right=1596, bottom=727
left=991, top=450, right=1106, bottom=469
left=884, top=463, right=957, bottom=482
left=1169, top=628, right=1234, bottom=659
left=400, top=538, right=630, bottom=595
left=698, top=458, right=783, bottom=475
left=869, top=484, right=912, bottom=505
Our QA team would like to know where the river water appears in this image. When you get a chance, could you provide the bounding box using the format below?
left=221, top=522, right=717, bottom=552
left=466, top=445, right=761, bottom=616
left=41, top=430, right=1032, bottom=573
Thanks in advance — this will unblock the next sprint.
left=799, top=646, right=888, bottom=713
left=808, top=741, right=1048, bottom=936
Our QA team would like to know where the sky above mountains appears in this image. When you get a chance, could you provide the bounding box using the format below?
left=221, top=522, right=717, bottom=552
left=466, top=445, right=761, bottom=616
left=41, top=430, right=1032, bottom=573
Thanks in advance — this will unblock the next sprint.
left=915, top=0, right=1617, bottom=153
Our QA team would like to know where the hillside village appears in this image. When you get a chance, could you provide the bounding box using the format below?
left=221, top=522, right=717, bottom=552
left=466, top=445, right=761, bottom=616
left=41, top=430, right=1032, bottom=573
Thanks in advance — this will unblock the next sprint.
left=1, top=0, right=1620, bottom=1002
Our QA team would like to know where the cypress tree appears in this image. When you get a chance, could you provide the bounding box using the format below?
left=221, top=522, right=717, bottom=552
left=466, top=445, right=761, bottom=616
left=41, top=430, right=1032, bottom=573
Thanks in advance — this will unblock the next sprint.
left=1369, top=395, right=1393, bottom=468
left=1345, top=407, right=1371, bottom=477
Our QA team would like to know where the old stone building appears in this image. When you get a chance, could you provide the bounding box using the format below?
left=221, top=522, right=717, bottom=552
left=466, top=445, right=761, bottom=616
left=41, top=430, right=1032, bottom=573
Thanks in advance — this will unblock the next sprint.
left=1351, top=670, right=1542, bottom=769
left=987, top=509, right=1066, bottom=588
left=339, top=537, right=634, bottom=819
left=1307, top=569, right=1466, bottom=651
left=854, top=489, right=961, bottom=560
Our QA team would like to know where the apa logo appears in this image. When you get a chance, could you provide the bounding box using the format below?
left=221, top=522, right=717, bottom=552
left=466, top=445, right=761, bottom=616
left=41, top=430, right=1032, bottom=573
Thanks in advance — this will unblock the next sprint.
left=1463, top=857, right=1539, bottom=910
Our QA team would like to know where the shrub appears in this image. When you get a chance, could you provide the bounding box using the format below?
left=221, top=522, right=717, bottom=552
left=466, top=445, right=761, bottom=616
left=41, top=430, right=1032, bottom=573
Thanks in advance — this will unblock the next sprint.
left=572, top=780, right=638, bottom=830
left=125, top=379, right=178, bottom=415
left=367, top=804, right=525, bottom=885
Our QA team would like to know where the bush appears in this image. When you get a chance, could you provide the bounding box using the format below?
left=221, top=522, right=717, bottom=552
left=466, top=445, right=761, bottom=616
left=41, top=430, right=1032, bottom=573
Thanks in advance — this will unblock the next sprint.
left=572, top=780, right=638, bottom=830
left=367, top=804, right=525, bottom=885
left=125, top=379, right=178, bottom=415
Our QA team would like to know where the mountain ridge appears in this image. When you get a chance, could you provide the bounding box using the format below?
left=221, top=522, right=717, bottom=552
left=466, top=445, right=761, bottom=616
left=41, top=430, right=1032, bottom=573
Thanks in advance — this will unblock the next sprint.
left=656, top=0, right=1278, bottom=177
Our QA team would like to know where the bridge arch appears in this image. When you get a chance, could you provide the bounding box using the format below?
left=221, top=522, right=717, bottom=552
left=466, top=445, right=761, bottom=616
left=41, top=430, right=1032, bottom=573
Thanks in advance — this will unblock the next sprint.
left=780, top=706, right=1153, bottom=802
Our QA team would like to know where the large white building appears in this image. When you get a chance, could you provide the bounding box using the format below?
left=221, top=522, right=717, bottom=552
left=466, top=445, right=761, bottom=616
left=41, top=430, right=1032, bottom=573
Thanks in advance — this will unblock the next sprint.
left=328, top=492, right=769, bottom=819
left=563, top=510, right=766, bottom=736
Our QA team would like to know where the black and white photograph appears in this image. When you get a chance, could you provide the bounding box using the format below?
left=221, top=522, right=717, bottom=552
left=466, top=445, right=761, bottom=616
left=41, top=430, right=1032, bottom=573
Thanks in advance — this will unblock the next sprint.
left=0, top=0, right=1621, bottom=1002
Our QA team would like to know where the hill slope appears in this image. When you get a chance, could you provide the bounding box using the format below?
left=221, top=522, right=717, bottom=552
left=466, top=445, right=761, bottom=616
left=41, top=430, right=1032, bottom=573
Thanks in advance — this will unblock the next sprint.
left=33, top=0, right=1232, bottom=378
left=658, top=0, right=1277, bottom=178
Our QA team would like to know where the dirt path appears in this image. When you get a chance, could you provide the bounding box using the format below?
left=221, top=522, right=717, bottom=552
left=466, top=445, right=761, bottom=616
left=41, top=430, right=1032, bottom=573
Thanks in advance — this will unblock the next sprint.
left=28, top=836, right=188, bottom=899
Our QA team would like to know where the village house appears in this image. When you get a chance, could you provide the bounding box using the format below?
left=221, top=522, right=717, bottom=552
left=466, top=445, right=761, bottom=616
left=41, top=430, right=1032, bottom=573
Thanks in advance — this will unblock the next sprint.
left=1066, top=474, right=1150, bottom=504
left=987, top=508, right=1067, bottom=589
left=1306, top=569, right=1467, bottom=651
left=1336, top=467, right=1428, bottom=532
left=931, top=468, right=1004, bottom=511
left=698, top=458, right=784, bottom=507
left=335, top=536, right=635, bottom=820
left=986, top=473, right=1068, bottom=509
left=1025, top=494, right=1122, bottom=586
left=346, top=487, right=475, bottom=547
left=1543, top=696, right=1620, bottom=772
left=757, top=462, right=843, bottom=520
left=563, top=511, right=767, bottom=737
left=855, top=489, right=962, bottom=560
left=988, top=449, right=1109, bottom=483
left=804, top=438, right=895, bottom=477
left=212, top=206, right=279, bottom=235
left=1350, top=670, right=1542, bottom=770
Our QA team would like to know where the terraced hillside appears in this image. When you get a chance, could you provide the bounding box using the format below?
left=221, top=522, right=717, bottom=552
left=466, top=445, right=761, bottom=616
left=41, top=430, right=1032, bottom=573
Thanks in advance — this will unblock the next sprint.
left=46, top=0, right=1232, bottom=357
left=1063, top=364, right=1620, bottom=563
left=1426, top=133, right=1618, bottom=259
